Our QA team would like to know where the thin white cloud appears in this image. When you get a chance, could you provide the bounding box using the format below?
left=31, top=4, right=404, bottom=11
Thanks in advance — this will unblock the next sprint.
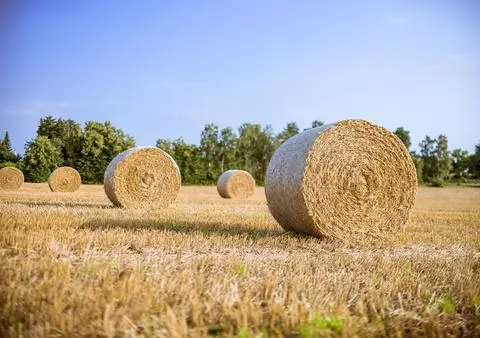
left=2, top=100, right=72, bottom=117
left=30, top=100, right=71, bottom=109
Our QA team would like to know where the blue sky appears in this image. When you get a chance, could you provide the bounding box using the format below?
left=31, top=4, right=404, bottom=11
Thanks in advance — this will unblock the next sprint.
left=1, top=0, right=478, bottom=154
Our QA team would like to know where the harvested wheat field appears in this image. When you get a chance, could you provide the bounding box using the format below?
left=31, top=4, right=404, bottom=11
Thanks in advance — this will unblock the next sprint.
left=0, top=184, right=479, bottom=337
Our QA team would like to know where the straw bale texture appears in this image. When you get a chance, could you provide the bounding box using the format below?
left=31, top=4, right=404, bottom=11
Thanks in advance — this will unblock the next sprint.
left=48, top=167, right=81, bottom=192
left=265, top=119, right=417, bottom=241
left=0, top=167, right=24, bottom=190
left=104, top=147, right=181, bottom=208
left=217, top=170, right=256, bottom=198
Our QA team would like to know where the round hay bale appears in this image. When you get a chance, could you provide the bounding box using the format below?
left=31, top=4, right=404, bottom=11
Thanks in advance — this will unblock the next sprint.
left=217, top=170, right=256, bottom=198
left=104, top=147, right=181, bottom=208
left=0, top=167, right=24, bottom=190
left=48, top=166, right=82, bottom=192
left=265, top=119, right=417, bottom=241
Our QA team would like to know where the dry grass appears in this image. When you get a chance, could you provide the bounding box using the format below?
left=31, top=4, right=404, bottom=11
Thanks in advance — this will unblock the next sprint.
left=0, top=184, right=479, bottom=337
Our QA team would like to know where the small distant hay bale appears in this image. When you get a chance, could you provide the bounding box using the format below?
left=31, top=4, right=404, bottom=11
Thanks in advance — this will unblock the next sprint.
left=104, top=147, right=181, bottom=208
left=217, top=170, right=256, bottom=198
left=265, top=119, right=417, bottom=241
left=0, top=167, right=24, bottom=190
left=48, top=166, right=82, bottom=192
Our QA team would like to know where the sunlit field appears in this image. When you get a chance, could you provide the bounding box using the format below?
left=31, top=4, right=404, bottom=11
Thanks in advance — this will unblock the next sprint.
left=1, top=184, right=479, bottom=337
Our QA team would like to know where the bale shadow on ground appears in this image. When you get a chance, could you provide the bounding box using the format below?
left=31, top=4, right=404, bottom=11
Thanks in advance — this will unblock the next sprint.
left=2, top=200, right=113, bottom=209
left=79, top=217, right=288, bottom=240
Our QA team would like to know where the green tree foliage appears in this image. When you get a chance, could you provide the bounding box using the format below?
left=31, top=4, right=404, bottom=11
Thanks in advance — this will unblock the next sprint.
left=37, top=116, right=83, bottom=167
left=311, top=120, right=325, bottom=129
left=0, top=161, right=20, bottom=169
left=1, top=131, right=12, bottom=151
left=469, top=142, right=480, bottom=179
left=304, top=120, right=325, bottom=131
left=235, top=123, right=260, bottom=178
left=257, top=125, right=277, bottom=181
left=79, top=121, right=135, bottom=183
left=0, top=131, right=21, bottom=163
left=156, top=138, right=201, bottom=184
left=18, top=115, right=479, bottom=186
left=276, top=122, right=299, bottom=144
left=199, top=123, right=220, bottom=182
left=236, top=123, right=276, bottom=183
left=218, top=127, right=237, bottom=173
left=451, top=149, right=470, bottom=179
left=409, top=151, right=424, bottom=184
left=22, top=136, right=63, bottom=182
left=436, top=135, right=451, bottom=184
left=419, top=135, right=451, bottom=186
left=419, top=136, right=436, bottom=184
left=394, top=127, right=411, bottom=150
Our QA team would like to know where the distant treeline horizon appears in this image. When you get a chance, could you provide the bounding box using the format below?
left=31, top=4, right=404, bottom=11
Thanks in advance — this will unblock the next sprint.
left=0, top=115, right=479, bottom=186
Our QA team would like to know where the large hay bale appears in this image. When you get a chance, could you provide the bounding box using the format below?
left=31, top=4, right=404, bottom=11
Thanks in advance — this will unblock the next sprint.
left=265, top=119, right=417, bottom=241
left=48, top=166, right=81, bottom=192
left=104, top=147, right=181, bottom=208
left=0, top=167, right=24, bottom=190
left=217, top=170, right=256, bottom=198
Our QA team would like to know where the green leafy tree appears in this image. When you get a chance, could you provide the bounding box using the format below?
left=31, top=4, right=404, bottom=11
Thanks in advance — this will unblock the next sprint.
left=419, top=135, right=451, bottom=186
left=304, top=120, right=325, bottom=131
left=410, top=151, right=424, bottom=184
left=79, top=121, right=135, bottom=183
left=436, top=135, right=451, bottom=184
left=218, top=127, right=237, bottom=173
left=37, top=116, right=60, bottom=138
left=37, top=116, right=83, bottom=167
left=0, top=161, right=20, bottom=169
left=276, top=122, right=299, bottom=144
left=451, top=149, right=470, bottom=179
left=394, top=127, right=411, bottom=150
left=156, top=139, right=175, bottom=157
left=199, top=123, right=220, bottom=182
left=22, top=136, right=62, bottom=182
left=236, top=123, right=275, bottom=183
left=156, top=138, right=201, bottom=184
left=419, top=135, right=437, bottom=184
left=468, top=142, right=480, bottom=179
left=256, top=125, right=276, bottom=182
left=236, top=123, right=261, bottom=179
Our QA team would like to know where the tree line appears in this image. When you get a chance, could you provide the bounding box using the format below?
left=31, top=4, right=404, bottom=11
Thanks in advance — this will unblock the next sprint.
left=0, top=115, right=479, bottom=186
left=0, top=116, right=134, bottom=183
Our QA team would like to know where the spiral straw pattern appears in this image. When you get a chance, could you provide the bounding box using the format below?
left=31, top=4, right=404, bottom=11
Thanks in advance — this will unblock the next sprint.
left=48, top=166, right=81, bottom=192
left=265, top=119, right=417, bottom=241
left=217, top=170, right=256, bottom=199
left=0, top=167, right=24, bottom=190
left=104, top=147, right=181, bottom=209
